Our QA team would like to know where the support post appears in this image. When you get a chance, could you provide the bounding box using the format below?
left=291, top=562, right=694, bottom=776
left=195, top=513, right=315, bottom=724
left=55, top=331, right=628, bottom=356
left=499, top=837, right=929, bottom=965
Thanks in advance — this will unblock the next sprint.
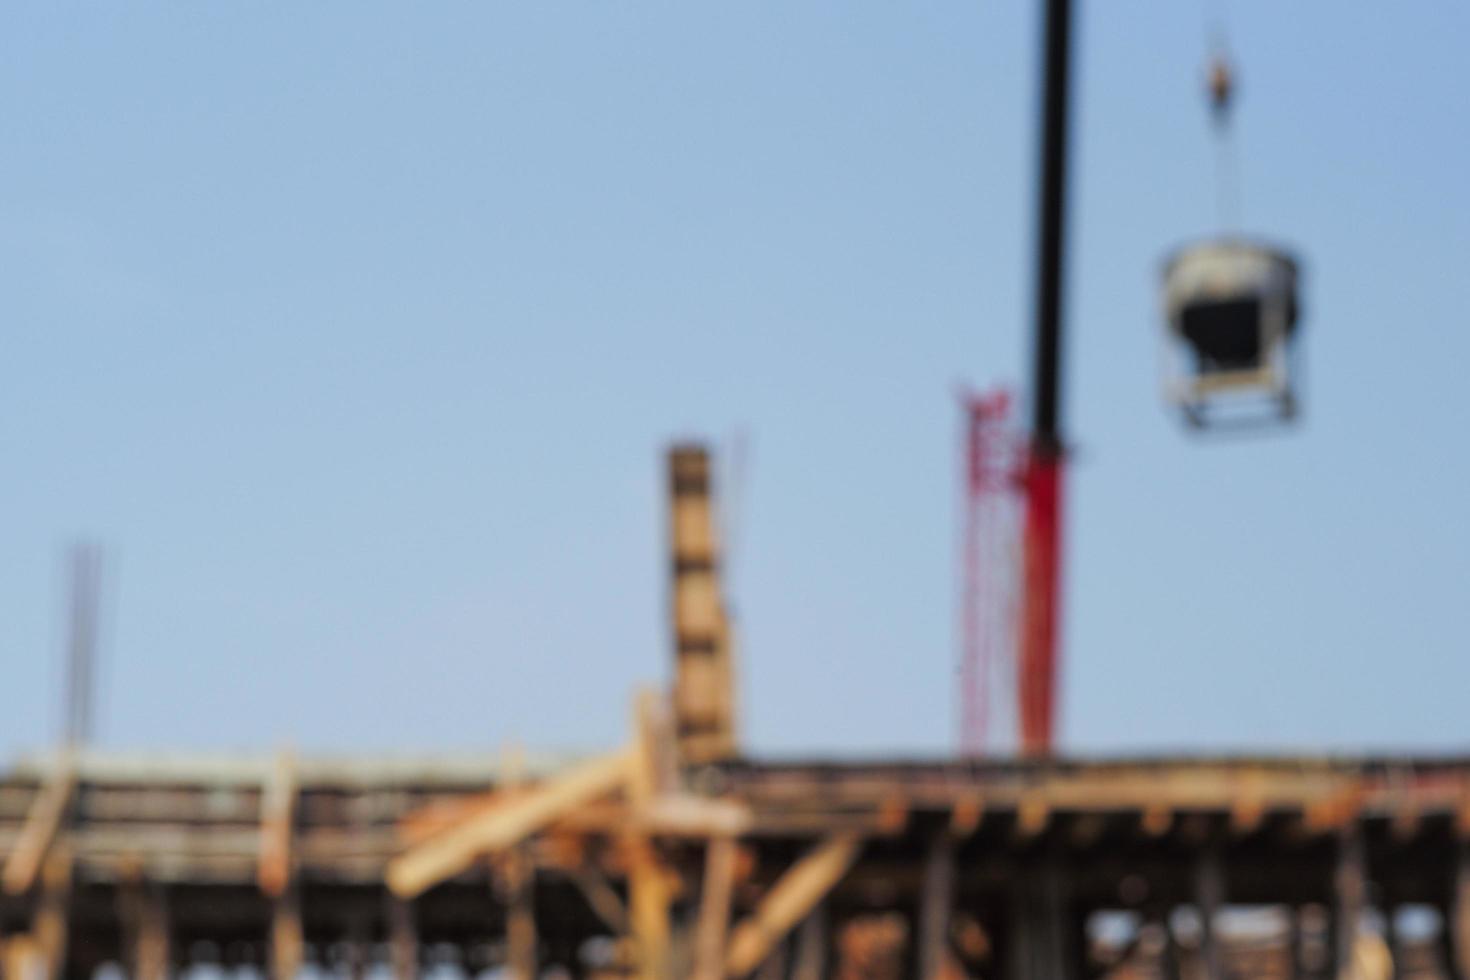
left=1335, top=828, right=1366, bottom=980
left=668, top=445, right=737, bottom=764
left=498, top=745, right=538, bottom=980
left=31, top=848, right=72, bottom=980
left=1157, top=911, right=1182, bottom=980
left=627, top=692, right=673, bottom=980
left=1196, top=850, right=1225, bottom=980
left=627, top=838, right=672, bottom=980
left=1006, top=864, right=1075, bottom=980
left=1287, top=906, right=1303, bottom=980
left=120, top=875, right=171, bottom=980
left=501, top=850, right=538, bottom=980
left=258, top=749, right=297, bottom=900
left=693, top=836, right=737, bottom=980
left=790, top=904, right=828, bottom=980
left=270, top=884, right=304, bottom=980
left=387, top=896, right=418, bottom=980
left=1452, top=844, right=1470, bottom=980
left=918, top=834, right=955, bottom=980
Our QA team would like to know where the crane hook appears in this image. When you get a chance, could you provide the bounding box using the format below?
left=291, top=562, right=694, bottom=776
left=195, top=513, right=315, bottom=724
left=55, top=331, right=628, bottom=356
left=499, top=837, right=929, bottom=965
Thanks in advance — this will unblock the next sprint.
left=1207, top=53, right=1234, bottom=128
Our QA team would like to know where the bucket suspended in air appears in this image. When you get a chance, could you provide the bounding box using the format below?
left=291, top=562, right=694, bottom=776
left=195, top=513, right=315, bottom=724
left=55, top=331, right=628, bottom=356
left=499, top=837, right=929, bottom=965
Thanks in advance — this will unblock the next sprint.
left=1160, top=238, right=1302, bottom=428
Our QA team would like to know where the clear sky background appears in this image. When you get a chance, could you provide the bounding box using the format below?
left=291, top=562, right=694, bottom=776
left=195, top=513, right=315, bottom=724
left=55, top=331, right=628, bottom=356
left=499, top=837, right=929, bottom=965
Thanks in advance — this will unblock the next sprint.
left=1, top=4, right=1466, bottom=761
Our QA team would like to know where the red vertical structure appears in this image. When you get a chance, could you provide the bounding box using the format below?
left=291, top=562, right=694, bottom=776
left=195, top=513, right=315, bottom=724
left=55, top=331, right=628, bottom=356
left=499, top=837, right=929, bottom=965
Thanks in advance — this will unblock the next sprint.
left=1018, top=450, right=1064, bottom=754
left=957, top=390, right=1023, bottom=756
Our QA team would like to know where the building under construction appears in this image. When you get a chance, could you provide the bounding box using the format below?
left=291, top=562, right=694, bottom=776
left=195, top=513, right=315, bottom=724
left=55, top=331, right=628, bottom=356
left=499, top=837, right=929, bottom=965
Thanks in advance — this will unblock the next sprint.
left=2, top=446, right=1469, bottom=980
left=0, top=4, right=1451, bottom=978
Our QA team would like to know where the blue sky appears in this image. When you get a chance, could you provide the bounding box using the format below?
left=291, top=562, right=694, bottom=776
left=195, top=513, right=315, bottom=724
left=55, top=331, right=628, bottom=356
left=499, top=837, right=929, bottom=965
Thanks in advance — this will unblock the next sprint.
left=1, top=3, right=1466, bottom=760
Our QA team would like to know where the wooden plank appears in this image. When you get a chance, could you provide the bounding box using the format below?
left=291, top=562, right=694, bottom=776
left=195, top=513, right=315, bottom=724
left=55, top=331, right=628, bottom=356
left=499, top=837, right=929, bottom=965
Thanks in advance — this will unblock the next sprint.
left=627, top=696, right=674, bottom=980
left=2, top=757, right=76, bottom=896
left=725, top=834, right=864, bottom=978
left=693, top=836, right=737, bottom=980
left=258, top=749, right=297, bottom=897
left=32, top=846, right=72, bottom=980
left=498, top=743, right=538, bottom=980
left=639, top=795, right=752, bottom=838
left=3, top=936, right=43, bottom=980
left=502, top=850, right=537, bottom=980
left=270, top=884, right=303, bottom=980
left=568, top=864, right=630, bottom=935
left=918, top=833, right=955, bottom=980
left=627, top=836, right=672, bottom=980
left=386, top=749, right=635, bottom=898
left=118, top=874, right=171, bottom=980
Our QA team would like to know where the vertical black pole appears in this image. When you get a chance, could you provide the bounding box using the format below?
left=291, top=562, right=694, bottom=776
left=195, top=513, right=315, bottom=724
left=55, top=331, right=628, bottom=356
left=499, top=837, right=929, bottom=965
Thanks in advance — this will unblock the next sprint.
left=1031, top=0, right=1074, bottom=456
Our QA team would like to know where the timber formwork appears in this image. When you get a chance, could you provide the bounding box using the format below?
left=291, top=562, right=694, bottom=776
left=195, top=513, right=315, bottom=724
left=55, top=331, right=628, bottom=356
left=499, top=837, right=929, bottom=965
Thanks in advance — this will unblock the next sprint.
left=2, top=748, right=1469, bottom=980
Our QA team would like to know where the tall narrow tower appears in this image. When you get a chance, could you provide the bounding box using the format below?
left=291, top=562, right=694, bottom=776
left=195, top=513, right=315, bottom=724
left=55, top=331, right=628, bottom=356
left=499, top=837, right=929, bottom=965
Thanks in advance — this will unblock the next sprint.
left=667, top=445, right=737, bottom=763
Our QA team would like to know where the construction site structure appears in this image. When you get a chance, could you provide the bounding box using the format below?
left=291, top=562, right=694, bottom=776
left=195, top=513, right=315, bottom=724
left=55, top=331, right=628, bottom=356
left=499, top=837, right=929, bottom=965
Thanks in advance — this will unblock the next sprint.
left=3, top=746, right=1470, bottom=980
left=2, top=444, right=1470, bottom=980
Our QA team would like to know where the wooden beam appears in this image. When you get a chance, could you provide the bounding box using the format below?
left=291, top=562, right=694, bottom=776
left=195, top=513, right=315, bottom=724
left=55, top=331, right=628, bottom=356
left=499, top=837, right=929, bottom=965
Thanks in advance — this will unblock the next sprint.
left=118, top=873, right=171, bottom=980
left=501, top=850, right=537, bottom=980
left=32, top=845, right=73, bottom=980
left=1452, top=844, right=1470, bottom=980
left=918, top=833, right=955, bottom=980
left=725, top=834, right=864, bottom=978
left=3, top=756, right=76, bottom=896
left=640, top=795, right=752, bottom=838
left=569, top=864, right=631, bottom=935
left=387, top=749, right=635, bottom=898
left=693, top=836, right=737, bottom=980
left=3, top=936, right=43, bottom=980
left=627, top=836, right=673, bottom=980
left=628, top=688, right=674, bottom=980
left=258, top=749, right=297, bottom=898
left=270, top=883, right=304, bottom=980
left=495, top=744, right=538, bottom=980
left=1334, top=828, right=1366, bottom=980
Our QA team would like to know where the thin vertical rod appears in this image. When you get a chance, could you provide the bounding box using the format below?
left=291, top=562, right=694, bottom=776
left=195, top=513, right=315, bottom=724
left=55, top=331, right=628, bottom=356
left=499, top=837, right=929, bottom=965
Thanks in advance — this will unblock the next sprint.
left=64, top=544, right=101, bottom=748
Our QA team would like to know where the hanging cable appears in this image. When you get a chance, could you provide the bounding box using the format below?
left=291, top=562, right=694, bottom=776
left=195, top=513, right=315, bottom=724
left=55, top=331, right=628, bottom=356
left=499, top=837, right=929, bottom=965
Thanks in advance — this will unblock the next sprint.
left=1204, top=1, right=1241, bottom=235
